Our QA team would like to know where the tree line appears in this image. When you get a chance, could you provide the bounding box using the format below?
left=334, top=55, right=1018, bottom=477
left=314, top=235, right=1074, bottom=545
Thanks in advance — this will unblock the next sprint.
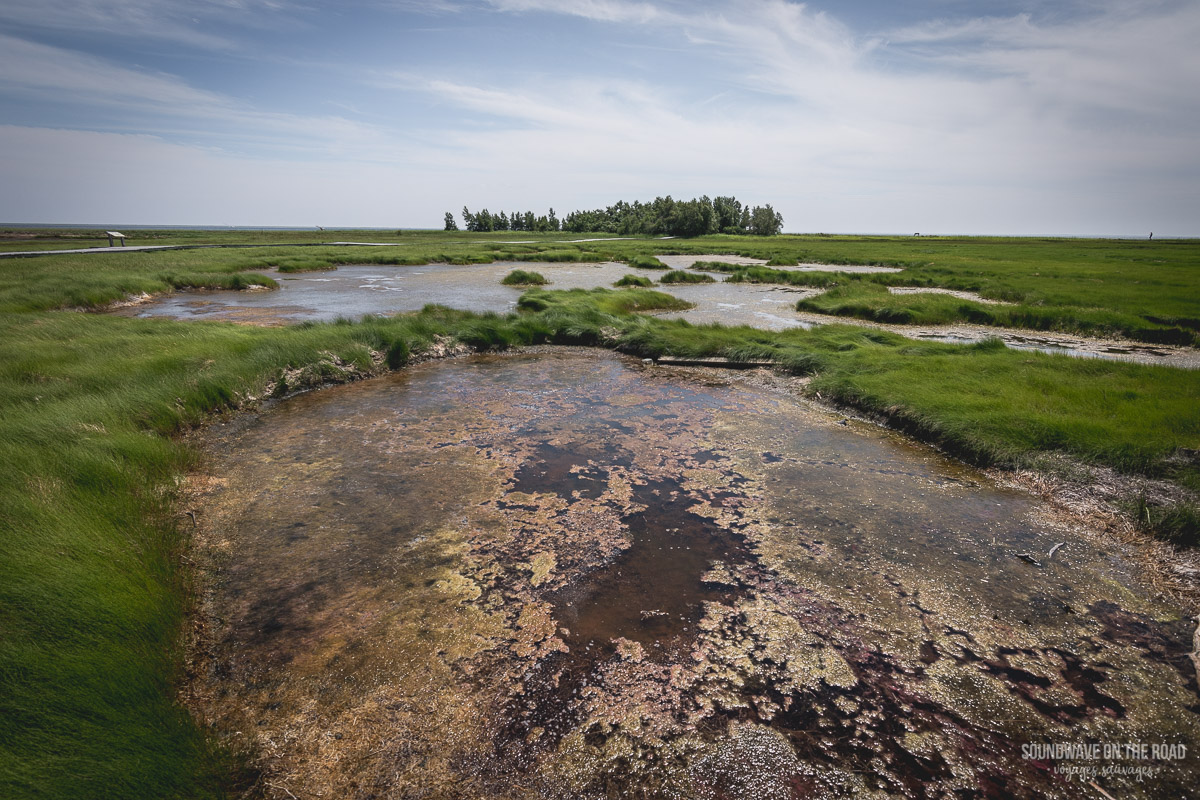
left=445, top=195, right=783, bottom=237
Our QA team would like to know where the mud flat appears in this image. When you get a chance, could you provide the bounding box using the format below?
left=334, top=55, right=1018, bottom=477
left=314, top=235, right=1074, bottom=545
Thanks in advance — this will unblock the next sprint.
left=187, top=349, right=1198, bottom=799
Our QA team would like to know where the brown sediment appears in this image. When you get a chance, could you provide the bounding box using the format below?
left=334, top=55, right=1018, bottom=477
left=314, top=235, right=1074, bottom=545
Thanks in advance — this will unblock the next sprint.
left=184, top=349, right=1199, bottom=799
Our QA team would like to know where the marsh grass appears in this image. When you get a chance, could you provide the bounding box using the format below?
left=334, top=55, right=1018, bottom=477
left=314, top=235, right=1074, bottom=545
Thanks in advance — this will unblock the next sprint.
left=659, top=270, right=715, bottom=284
left=0, top=306, right=499, bottom=799
left=1131, top=498, right=1200, bottom=548
left=799, top=282, right=1198, bottom=344
left=805, top=338, right=1200, bottom=486
left=614, top=274, right=654, bottom=287
left=689, top=260, right=741, bottom=271
left=6, top=232, right=1198, bottom=345
left=500, top=269, right=548, bottom=286
left=625, top=254, right=668, bottom=270
left=721, top=265, right=847, bottom=288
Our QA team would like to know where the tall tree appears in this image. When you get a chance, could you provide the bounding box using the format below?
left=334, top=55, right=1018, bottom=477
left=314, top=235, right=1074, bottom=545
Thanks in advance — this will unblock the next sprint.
left=749, top=204, right=784, bottom=236
left=443, top=211, right=458, bottom=231
left=713, top=196, right=743, bottom=233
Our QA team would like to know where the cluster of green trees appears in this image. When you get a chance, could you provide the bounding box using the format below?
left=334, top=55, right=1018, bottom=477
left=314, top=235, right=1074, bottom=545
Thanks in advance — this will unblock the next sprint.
left=564, top=196, right=783, bottom=237
left=449, top=207, right=561, bottom=233
left=444, top=195, right=784, bottom=237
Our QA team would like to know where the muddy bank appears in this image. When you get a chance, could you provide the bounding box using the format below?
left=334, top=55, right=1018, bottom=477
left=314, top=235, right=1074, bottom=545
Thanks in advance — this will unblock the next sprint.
left=186, top=349, right=1198, bottom=799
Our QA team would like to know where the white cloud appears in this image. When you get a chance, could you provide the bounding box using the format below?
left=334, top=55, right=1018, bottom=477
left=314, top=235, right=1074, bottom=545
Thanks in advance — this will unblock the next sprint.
left=2, top=1, right=1196, bottom=233
left=486, top=0, right=664, bottom=24
left=0, top=34, right=395, bottom=159
left=0, top=34, right=228, bottom=109
left=397, top=0, right=1199, bottom=232
left=884, top=2, right=1200, bottom=118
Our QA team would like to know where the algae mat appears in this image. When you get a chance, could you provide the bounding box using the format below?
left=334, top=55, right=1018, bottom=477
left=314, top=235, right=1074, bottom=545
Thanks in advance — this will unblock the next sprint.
left=188, top=350, right=1198, bottom=798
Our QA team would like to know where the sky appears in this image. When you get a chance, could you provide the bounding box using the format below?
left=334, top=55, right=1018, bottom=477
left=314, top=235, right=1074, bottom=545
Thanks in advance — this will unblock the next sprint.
left=0, top=0, right=1197, bottom=234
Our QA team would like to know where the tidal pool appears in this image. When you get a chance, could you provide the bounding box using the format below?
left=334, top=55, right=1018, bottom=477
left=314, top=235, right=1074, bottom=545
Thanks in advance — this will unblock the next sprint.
left=189, top=350, right=1197, bottom=799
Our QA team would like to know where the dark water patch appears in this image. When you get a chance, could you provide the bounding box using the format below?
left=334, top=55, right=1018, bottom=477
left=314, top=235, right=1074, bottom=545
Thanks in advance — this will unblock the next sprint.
left=550, top=475, right=752, bottom=653
left=501, top=461, right=756, bottom=762
left=1090, top=600, right=1200, bottom=705
left=511, top=443, right=613, bottom=501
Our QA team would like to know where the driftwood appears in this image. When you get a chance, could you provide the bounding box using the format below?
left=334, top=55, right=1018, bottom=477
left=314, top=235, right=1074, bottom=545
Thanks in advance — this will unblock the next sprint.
left=1047, top=542, right=1065, bottom=559
left=1015, top=552, right=1042, bottom=567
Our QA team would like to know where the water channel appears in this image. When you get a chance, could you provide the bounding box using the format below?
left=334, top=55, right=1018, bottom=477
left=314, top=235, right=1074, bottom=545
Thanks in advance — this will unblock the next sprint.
left=189, top=349, right=1198, bottom=799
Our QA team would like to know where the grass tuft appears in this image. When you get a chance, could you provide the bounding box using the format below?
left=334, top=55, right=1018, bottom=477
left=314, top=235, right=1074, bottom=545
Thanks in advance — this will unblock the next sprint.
left=500, top=269, right=548, bottom=286
left=625, top=254, right=668, bottom=270
left=659, top=270, right=716, bottom=284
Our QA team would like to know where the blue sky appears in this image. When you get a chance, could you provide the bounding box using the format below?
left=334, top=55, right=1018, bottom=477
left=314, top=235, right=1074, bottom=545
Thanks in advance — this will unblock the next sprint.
left=0, top=0, right=1196, bottom=234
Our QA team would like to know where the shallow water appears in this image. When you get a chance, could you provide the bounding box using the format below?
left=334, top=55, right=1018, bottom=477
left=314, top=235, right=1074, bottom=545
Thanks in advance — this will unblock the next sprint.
left=127, top=260, right=823, bottom=332
left=122, top=260, right=1197, bottom=367
left=191, top=350, right=1198, bottom=799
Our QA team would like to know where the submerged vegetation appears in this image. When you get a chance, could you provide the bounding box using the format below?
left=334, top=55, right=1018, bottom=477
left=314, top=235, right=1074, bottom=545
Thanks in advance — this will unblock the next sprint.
left=0, top=228, right=1198, bottom=798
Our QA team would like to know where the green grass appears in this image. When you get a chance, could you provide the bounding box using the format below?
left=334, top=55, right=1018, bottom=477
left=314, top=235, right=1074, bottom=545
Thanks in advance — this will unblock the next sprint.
left=625, top=254, right=668, bottom=270
left=6, top=231, right=1199, bottom=345
left=0, top=309, right=484, bottom=799
left=517, top=287, right=691, bottom=316
left=614, top=274, right=654, bottom=288
left=805, top=337, right=1200, bottom=481
left=797, top=282, right=1198, bottom=345
left=659, top=270, right=716, bottom=284
left=500, top=269, right=548, bottom=286
left=1131, top=496, right=1200, bottom=548
left=1, top=230, right=1199, bottom=798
